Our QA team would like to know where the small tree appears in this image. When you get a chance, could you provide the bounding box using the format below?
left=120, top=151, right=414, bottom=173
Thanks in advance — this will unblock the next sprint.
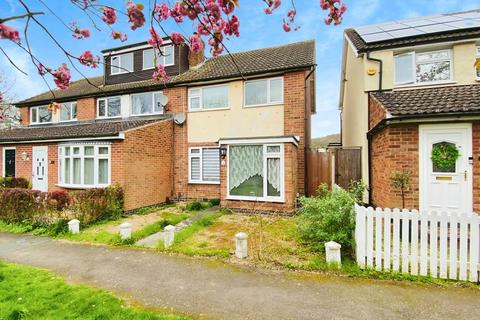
left=0, top=75, right=20, bottom=129
left=390, top=171, right=411, bottom=208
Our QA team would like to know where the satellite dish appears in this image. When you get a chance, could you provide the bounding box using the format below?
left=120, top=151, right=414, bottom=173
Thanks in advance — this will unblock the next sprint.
left=174, top=113, right=186, bottom=125
left=158, top=93, right=169, bottom=106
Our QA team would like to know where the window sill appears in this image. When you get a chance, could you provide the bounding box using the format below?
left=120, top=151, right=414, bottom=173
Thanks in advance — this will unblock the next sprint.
left=59, top=119, right=78, bottom=123
left=243, top=102, right=283, bottom=108
left=394, top=80, right=457, bottom=89
left=226, top=196, right=285, bottom=203
left=96, top=116, right=122, bottom=120
left=188, top=181, right=220, bottom=185
left=57, top=184, right=110, bottom=190
left=30, top=122, right=53, bottom=126
left=188, top=107, right=230, bottom=113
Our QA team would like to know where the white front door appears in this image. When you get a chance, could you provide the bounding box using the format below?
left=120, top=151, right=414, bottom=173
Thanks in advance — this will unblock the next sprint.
left=419, top=124, right=472, bottom=214
left=32, top=146, right=48, bottom=192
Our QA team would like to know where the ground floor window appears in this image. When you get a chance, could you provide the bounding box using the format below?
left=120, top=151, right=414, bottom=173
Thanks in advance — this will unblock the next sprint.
left=228, top=144, right=283, bottom=201
left=58, top=144, right=111, bottom=188
left=189, top=147, right=220, bottom=184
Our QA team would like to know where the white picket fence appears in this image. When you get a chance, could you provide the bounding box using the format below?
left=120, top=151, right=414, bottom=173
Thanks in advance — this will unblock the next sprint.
left=354, top=204, right=480, bottom=282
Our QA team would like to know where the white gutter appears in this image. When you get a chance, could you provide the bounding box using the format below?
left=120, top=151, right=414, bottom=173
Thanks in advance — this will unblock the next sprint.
left=0, top=133, right=125, bottom=145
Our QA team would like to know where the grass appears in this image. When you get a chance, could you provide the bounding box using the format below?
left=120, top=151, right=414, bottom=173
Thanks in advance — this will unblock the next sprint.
left=0, top=261, right=189, bottom=320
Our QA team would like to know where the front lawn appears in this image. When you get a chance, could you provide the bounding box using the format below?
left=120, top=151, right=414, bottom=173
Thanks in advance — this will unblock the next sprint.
left=0, top=261, right=188, bottom=320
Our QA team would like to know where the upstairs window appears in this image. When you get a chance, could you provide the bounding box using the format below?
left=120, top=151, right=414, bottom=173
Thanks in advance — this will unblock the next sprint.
left=143, top=45, right=175, bottom=70
left=188, top=85, right=229, bottom=111
left=111, top=52, right=134, bottom=75
left=30, top=106, right=52, bottom=124
left=60, top=102, right=77, bottom=122
left=244, top=77, right=283, bottom=107
left=131, top=92, right=165, bottom=115
left=394, top=49, right=452, bottom=86
left=97, top=97, right=121, bottom=118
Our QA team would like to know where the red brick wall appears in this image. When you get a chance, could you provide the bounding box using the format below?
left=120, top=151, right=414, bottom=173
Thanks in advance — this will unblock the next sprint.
left=370, top=124, right=420, bottom=209
left=369, top=95, right=387, bottom=130
left=77, top=97, right=96, bottom=121
left=19, top=107, right=29, bottom=126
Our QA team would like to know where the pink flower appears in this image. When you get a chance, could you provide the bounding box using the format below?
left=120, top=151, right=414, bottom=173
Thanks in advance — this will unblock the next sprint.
left=0, top=24, right=20, bottom=42
left=223, top=15, right=240, bottom=37
left=53, top=64, right=71, bottom=90
left=170, top=32, right=184, bottom=45
left=154, top=3, right=171, bottom=21
left=126, top=1, right=145, bottom=30
left=264, top=0, right=282, bottom=14
left=152, top=64, right=168, bottom=82
left=37, top=63, right=50, bottom=76
left=282, top=20, right=291, bottom=32
left=189, top=34, right=204, bottom=54
left=72, top=25, right=90, bottom=39
left=79, top=50, right=99, bottom=68
left=170, top=2, right=185, bottom=23
left=47, top=102, right=61, bottom=114
left=112, top=31, right=128, bottom=42
left=102, top=7, right=117, bottom=25
left=147, top=27, right=163, bottom=48
left=320, top=0, right=347, bottom=25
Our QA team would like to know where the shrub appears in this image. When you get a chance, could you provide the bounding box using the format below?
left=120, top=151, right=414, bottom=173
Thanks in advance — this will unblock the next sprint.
left=0, top=188, right=46, bottom=223
left=71, top=185, right=124, bottom=225
left=186, top=201, right=202, bottom=211
left=0, top=177, right=30, bottom=189
left=47, top=190, right=71, bottom=211
left=208, top=198, right=220, bottom=206
left=297, top=185, right=357, bottom=255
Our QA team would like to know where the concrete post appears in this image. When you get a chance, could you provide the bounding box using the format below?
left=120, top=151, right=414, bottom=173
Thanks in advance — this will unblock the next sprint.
left=325, top=241, right=342, bottom=267
left=68, top=219, right=80, bottom=234
left=164, top=225, right=175, bottom=248
left=119, top=222, right=132, bottom=240
left=235, top=232, right=248, bottom=259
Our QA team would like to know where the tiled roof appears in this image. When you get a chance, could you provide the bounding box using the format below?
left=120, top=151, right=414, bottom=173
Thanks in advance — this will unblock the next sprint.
left=345, top=27, right=480, bottom=53
left=371, top=85, right=480, bottom=117
left=0, top=118, right=166, bottom=143
left=17, top=40, right=315, bottom=106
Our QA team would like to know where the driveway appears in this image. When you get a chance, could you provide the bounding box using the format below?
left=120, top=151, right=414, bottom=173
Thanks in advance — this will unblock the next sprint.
left=0, top=232, right=478, bottom=320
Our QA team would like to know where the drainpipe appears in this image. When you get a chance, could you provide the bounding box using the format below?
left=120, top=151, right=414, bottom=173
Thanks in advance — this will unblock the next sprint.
left=304, top=65, right=316, bottom=196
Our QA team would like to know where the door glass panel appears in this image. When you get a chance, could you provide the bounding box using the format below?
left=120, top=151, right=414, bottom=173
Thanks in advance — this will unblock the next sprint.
left=432, top=142, right=457, bottom=173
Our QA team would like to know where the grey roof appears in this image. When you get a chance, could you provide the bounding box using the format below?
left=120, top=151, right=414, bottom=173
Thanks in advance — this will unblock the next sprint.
left=17, top=40, right=315, bottom=106
left=0, top=118, right=166, bottom=143
left=371, top=85, right=480, bottom=117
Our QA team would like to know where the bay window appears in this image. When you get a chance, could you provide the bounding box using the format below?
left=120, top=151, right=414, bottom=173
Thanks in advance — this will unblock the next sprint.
left=143, top=45, right=175, bottom=70
left=131, top=92, right=165, bottom=115
left=111, top=52, right=133, bottom=74
left=394, top=49, right=452, bottom=85
left=30, top=106, right=52, bottom=124
left=58, top=144, right=111, bottom=188
left=244, top=77, right=283, bottom=106
left=188, top=85, right=229, bottom=111
left=97, top=97, right=121, bottom=118
left=60, top=102, right=77, bottom=122
left=228, top=144, right=283, bottom=201
left=189, top=147, right=220, bottom=184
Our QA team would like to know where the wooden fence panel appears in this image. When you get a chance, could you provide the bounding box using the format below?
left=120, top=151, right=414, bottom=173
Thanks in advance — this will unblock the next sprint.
left=306, top=150, right=331, bottom=196
left=335, top=148, right=361, bottom=189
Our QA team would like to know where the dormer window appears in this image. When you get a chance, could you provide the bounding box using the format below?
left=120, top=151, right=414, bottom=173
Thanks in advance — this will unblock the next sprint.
left=394, top=49, right=452, bottom=86
left=111, top=52, right=134, bottom=75
left=143, top=45, right=174, bottom=70
left=30, top=106, right=52, bottom=124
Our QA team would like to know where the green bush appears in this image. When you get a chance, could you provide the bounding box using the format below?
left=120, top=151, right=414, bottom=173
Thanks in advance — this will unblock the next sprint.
left=71, top=185, right=124, bottom=225
left=208, top=198, right=220, bottom=206
left=298, top=184, right=360, bottom=255
left=186, top=201, right=203, bottom=211
left=0, top=177, right=30, bottom=189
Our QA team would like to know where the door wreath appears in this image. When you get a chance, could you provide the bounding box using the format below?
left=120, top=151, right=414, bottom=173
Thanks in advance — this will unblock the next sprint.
left=431, top=142, right=460, bottom=171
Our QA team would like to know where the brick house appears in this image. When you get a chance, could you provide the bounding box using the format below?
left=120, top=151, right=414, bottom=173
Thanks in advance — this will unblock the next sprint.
left=340, top=9, right=480, bottom=213
left=0, top=40, right=316, bottom=212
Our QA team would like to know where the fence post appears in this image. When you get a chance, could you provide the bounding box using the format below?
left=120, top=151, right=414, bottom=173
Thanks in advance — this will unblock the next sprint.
left=119, top=222, right=132, bottom=240
left=68, top=219, right=80, bottom=234
left=164, top=225, right=175, bottom=248
left=355, top=204, right=366, bottom=268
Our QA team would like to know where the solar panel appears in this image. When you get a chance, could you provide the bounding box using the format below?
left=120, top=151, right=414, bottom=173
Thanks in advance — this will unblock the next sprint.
left=355, top=9, right=480, bottom=43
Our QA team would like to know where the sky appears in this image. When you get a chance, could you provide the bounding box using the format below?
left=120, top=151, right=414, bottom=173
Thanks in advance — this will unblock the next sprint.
left=2, top=0, right=480, bottom=137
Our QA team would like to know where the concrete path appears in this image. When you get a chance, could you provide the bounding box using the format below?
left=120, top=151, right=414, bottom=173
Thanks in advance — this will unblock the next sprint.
left=0, top=232, right=479, bottom=320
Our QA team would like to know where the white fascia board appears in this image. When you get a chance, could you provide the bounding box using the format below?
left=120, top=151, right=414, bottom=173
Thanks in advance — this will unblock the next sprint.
left=218, top=136, right=299, bottom=147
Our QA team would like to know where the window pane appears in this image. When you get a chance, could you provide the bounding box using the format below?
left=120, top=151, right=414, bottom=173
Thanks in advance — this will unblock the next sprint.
left=73, top=147, right=80, bottom=155
left=190, top=148, right=200, bottom=154
left=416, top=61, right=450, bottom=83
left=229, top=145, right=263, bottom=197
left=31, top=108, right=37, bottom=123
left=98, top=100, right=106, bottom=117
left=269, top=79, right=283, bottom=103
left=190, top=157, right=200, bottom=181
left=417, top=51, right=449, bottom=62
left=65, top=147, right=70, bottom=156
left=73, top=158, right=81, bottom=184
left=143, top=49, right=155, bottom=69
left=122, top=53, right=134, bottom=72
left=84, top=158, right=94, bottom=185
left=71, top=103, right=77, bottom=119
left=245, top=80, right=268, bottom=105
left=202, top=86, right=228, bottom=109
left=131, top=93, right=152, bottom=115
left=84, top=146, right=94, bottom=156
left=395, top=54, right=414, bottom=84
left=38, top=106, right=52, bottom=123
left=154, top=93, right=165, bottom=113
left=267, top=146, right=280, bottom=153
left=190, top=97, right=200, bottom=110
left=98, top=159, right=109, bottom=184
left=202, top=148, right=220, bottom=182
left=107, top=97, right=121, bottom=117
left=64, top=158, right=70, bottom=184
left=60, top=103, right=71, bottom=121
left=99, top=147, right=109, bottom=155
left=267, top=158, right=281, bottom=197
left=163, top=45, right=174, bottom=65
left=111, top=56, right=120, bottom=74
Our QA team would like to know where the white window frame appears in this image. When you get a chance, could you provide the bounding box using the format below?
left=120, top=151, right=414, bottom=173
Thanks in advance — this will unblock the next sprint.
left=2, top=147, right=16, bottom=178
left=226, top=143, right=285, bottom=203
left=188, top=84, right=230, bottom=112
left=244, top=77, right=284, bottom=107
left=142, top=45, right=175, bottom=70
left=97, top=96, right=122, bottom=119
left=30, top=105, right=52, bottom=125
left=110, top=52, right=134, bottom=75
left=394, top=49, right=453, bottom=86
left=57, top=143, right=111, bottom=189
left=476, top=46, right=480, bottom=81
left=188, top=147, right=220, bottom=184
left=130, top=91, right=165, bottom=116
left=59, top=102, right=77, bottom=122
